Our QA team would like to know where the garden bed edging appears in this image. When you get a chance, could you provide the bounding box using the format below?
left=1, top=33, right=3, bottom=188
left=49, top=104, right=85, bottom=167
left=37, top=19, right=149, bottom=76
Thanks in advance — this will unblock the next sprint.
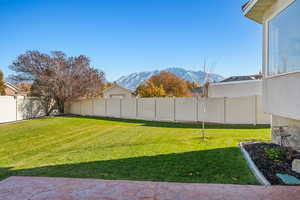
left=239, top=142, right=271, bottom=186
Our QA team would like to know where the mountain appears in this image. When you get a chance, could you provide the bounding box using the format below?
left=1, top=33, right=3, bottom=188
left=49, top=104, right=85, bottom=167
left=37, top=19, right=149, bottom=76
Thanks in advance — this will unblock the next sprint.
left=116, top=68, right=224, bottom=90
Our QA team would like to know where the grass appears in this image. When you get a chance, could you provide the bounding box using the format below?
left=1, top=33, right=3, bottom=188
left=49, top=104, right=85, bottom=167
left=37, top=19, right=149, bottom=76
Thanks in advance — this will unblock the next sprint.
left=0, top=116, right=270, bottom=184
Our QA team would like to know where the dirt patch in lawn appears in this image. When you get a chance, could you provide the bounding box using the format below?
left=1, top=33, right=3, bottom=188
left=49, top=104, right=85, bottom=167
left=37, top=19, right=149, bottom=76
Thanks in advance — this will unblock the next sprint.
left=244, top=142, right=300, bottom=185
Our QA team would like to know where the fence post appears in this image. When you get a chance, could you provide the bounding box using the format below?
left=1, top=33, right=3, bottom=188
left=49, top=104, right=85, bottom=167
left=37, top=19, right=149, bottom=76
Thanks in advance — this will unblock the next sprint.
left=79, top=100, right=81, bottom=116
left=223, top=97, right=226, bottom=124
left=154, top=98, right=157, bottom=121
left=136, top=98, right=138, bottom=119
left=173, top=97, right=176, bottom=121
left=92, top=99, right=94, bottom=116
left=253, top=95, right=257, bottom=125
left=120, top=98, right=122, bottom=118
left=30, top=98, right=33, bottom=119
left=15, top=97, right=18, bottom=121
left=105, top=99, right=107, bottom=117
left=196, top=97, right=199, bottom=122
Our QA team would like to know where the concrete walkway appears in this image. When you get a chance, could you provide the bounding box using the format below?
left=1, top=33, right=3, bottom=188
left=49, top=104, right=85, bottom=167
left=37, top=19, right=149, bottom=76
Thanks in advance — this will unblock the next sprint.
left=0, top=176, right=299, bottom=200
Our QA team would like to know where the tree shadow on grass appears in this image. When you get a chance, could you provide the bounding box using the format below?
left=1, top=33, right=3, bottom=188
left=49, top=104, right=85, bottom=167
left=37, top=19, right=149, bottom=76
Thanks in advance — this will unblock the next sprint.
left=0, top=147, right=258, bottom=185
left=68, top=115, right=270, bottom=130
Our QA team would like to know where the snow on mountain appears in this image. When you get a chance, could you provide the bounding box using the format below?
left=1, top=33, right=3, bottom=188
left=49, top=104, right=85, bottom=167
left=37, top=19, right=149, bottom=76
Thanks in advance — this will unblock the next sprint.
left=116, top=68, right=224, bottom=90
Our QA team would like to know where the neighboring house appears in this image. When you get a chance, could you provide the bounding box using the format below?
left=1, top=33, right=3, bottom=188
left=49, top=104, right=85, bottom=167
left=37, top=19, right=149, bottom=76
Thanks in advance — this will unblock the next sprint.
left=4, top=82, right=27, bottom=96
left=220, top=76, right=254, bottom=83
left=103, top=84, right=136, bottom=99
left=220, top=74, right=262, bottom=83
left=209, top=74, right=263, bottom=98
left=191, top=87, right=204, bottom=96
left=208, top=79, right=262, bottom=98
left=243, top=0, right=300, bottom=150
left=192, top=75, right=263, bottom=98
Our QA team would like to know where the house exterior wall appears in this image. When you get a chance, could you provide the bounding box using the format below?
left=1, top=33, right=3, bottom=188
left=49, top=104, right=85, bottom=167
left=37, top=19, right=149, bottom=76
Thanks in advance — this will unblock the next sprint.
left=4, top=87, right=17, bottom=96
left=256, top=0, right=300, bottom=149
left=103, top=87, right=134, bottom=99
left=208, top=80, right=262, bottom=98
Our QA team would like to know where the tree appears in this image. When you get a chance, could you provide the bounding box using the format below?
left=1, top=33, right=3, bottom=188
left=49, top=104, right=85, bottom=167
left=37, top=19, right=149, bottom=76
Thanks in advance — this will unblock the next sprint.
left=0, top=71, right=5, bottom=95
left=136, top=72, right=191, bottom=97
left=186, top=81, right=200, bottom=91
left=10, top=50, right=105, bottom=114
left=17, top=82, right=32, bottom=93
left=136, top=81, right=166, bottom=97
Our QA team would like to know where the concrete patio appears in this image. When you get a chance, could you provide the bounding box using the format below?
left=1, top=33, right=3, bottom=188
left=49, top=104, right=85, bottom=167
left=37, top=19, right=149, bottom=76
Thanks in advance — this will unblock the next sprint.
left=0, top=176, right=300, bottom=200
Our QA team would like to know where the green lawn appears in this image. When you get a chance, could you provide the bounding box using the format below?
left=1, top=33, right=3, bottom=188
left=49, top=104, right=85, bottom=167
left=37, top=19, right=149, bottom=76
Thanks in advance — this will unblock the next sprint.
left=0, top=116, right=270, bottom=184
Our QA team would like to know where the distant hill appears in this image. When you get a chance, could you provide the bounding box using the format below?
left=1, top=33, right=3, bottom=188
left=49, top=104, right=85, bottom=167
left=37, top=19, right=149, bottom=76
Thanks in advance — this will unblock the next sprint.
left=116, top=68, right=224, bottom=90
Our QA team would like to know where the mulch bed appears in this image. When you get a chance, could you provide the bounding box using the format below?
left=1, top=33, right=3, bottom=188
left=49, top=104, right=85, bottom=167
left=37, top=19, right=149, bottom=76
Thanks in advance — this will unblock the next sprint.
left=243, top=142, right=300, bottom=185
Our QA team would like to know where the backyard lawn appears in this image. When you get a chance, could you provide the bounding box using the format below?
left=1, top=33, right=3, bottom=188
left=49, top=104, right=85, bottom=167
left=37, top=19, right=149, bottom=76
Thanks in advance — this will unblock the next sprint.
left=0, top=116, right=270, bottom=184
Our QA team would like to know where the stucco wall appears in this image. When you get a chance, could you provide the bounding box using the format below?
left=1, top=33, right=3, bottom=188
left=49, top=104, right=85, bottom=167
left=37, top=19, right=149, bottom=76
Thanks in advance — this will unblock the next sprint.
left=260, top=0, right=300, bottom=148
left=263, top=72, right=300, bottom=120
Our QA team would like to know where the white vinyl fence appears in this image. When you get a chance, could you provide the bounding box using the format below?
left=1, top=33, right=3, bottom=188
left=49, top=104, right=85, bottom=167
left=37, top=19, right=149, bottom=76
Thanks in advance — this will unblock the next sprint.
left=0, top=96, right=45, bottom=124
left=66, top=96, right=270, bottom=125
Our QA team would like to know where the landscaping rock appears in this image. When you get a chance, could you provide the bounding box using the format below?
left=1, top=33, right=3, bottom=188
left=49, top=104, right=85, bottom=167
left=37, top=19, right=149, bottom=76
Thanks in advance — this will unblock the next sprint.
left=292, top=159, right=300, bottom=173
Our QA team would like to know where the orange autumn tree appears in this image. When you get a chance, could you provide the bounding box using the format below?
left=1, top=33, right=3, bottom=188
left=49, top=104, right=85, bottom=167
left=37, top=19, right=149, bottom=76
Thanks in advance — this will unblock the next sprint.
left=136, top=72, right=192, bottom=97
left=17, top=82, right=32, bottom=93
left=136, top=81, right=166, bottom=97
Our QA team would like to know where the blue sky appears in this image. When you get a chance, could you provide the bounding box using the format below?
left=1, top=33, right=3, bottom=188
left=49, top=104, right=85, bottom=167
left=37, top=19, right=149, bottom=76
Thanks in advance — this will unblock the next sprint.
left=0, top=0, right=261, bottom=81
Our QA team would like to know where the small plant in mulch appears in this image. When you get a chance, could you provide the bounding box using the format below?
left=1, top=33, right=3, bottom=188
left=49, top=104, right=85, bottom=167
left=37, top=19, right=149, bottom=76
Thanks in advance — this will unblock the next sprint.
left=244, top=142, right=300, bottom=185
left=264, top=147, right=286, bottom=161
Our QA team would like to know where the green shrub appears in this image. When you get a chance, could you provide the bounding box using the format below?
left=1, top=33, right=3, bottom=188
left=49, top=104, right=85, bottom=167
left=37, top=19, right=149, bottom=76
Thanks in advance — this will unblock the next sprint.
left=264, top=147, right=286, bottom=161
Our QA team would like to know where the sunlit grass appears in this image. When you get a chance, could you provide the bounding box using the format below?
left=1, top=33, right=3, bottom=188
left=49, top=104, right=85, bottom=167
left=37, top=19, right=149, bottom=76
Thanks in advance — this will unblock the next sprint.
left=0, top=116, right=270, bottom=184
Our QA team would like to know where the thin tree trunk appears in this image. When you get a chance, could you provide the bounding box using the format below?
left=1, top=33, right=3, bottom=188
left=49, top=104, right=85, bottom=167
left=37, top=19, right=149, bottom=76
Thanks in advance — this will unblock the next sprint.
left=57, top=99, right=65, bottom=114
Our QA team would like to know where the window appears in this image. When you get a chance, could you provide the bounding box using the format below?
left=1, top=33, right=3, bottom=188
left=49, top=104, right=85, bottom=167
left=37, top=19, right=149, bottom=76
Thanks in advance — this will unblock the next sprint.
left=268, top=0, right=300, bottom=76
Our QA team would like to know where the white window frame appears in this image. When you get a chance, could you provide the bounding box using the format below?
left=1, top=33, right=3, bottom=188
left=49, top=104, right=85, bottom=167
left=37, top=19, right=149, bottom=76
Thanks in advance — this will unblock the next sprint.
left=264, top=0, right=298, bottom=78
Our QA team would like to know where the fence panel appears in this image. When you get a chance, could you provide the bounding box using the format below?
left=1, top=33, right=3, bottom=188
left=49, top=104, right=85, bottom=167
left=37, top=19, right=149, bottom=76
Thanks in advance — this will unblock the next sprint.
left=225, top=96, right=254, bottom=124
left=156, top=98, right=174, bottom=121
left=198, top=98, right=225, bottom=123
left=256, top=96, right=270, bottom=124
left=121, top=98, right=137, bottom=119
left=175, top=98, right=197, bottom=122
left=30, top=98, right=45, bottom=118
left=66, top=96, right=270, bottom=125
left=0, top=96, right=45, bottom=123
left=106, top=98, right=121, bottom=117
left=70, top=101, right=81, bottom=115
left=81, top=99, right=93, bottom=116
left=93, top=99, right=106, bottom=116
left=137, top=98, right=155, bottom=120
left=0, top=96, right=17, bottom=123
